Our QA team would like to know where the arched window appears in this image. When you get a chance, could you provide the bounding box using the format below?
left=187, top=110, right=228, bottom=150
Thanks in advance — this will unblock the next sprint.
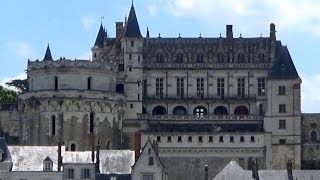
left=51, top=115, right=56, bottom=136
left=70, top=143, right=76, bottom=151
left=152, top=106, right=166, bottom=115
left=54, top=76, right=58, bottom=90
left=214, top=106, right=228, bottom=115
left=234, top=106, right=249, bottom=115
left=173, top=106, right=187, bottom=115
left=193, top=106, right=207, bottom=117
left=89, top=112, right=94, bottom=133
left=87, top=77, right=92, bottom=90
left=311, top=131, right=317, bottom=143
left=116, top=84, right=124, bottom=94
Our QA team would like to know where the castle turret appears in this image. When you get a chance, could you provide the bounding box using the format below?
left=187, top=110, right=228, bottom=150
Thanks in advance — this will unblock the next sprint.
left=91, top=23, right=106, bottom=61
left=43, top=44, right=53, bottom=61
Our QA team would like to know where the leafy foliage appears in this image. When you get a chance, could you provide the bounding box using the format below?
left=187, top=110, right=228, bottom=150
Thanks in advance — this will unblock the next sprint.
left=0, top=86, right=17, bottom=103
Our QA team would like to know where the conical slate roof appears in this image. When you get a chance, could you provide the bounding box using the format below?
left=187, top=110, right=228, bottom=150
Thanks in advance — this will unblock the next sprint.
left=43, top=44, right=53, bottom=61
left=269, top=41, right=299, bottom=79
left=94, top=23, right=105, bottom=48
left=124, top=4, right=142, bottom=38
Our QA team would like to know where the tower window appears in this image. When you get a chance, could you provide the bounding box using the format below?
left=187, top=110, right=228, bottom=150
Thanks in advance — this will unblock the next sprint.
left=89, top=112, right=94, bottom=133
left=51, top=115, right=56, bottom=136
left=54, top=76, right=58, bottom=90
left=87, top=77, right=92, bottom=90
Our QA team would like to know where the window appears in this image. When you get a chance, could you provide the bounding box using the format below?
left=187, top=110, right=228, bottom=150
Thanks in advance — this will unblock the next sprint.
left=188, top=136, right=192, bottom=142
left=156, top=78, right=164, bottom=98
left=129, top=54, right=132, bottom=60
left=129, top=66, right=132, bottom=71
left=209, top=136, right=213, bottom=142
left=116, top=84, right=125, bottom=94
left=279, top=139, right=286, bottom=144
left=279, top=104, right=286, bottom=113
left=157, top=136, right=161, bottom=142
left=219, top=136, right=224, bottom=142
left=131, top=41, right=134, bottom=47
left=279, top=86, right=286, bottom=95
left=143, top=80, right=147, bottom=97
left=54, top=76, right=58, bottom=90
left=258, top=53, right=265, bottom=63
left=173, top=106, right=187, bottom=115
left=156, top=53, right=164, bottom=63
left=149, top=157, right=154, bottom=165
left=89, top=112, right=94, bottom=133
left=217, top=53, right=224, bottom=63
left=177, top=78, right=184, bottom=98
left=178, top=136, right=182, bottom=142
left=87, top=77, right=92, bottom=90
left=152, top=106, right=166, bottom=115
left=148, top=148, right=151, bottom=154
left=66, top=168, right=74, bottom=179
left=194, top=106, right=207, bottom=118
left=197, top=53, right=204, bottom=63
left=176, top=53, right=183, bottom=63
left=198, top=136, right=203, bottom=142
left=257, top=78, right=266, bottom=96
left=167, top=136, right=171, bottom=142
left=240, top=136, right=245, bottom=142
left=237, top=78, right=245, bottom=98
left=196, top=78, right=204, bottom=98
left=81, top=168, right=90, bottom=179
left=311, top=131, right=317, bottom=143
left=138, top=94, right=140, bottom=100
left=237, top=53, right=245, bottom=63
left=130, top=104, right=133, bottom=108
left=70, top=143, right=76, bottom=151
left=279, top=120, right=286, bottom=129
left=229, top=136, right=234, bottom=142
left=258, top=104, right=264, bottom=115
left=217, top=78, right=225, bottom=97
left=51, top=115, right=56, bottom=136
left=250, top=136, right=255, bottom=142
left=143, top=175, right=154, bottom=180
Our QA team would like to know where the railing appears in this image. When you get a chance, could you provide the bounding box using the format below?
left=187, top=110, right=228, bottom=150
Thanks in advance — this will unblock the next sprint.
left=137, top=114, right=263, bottom=121
left=143, top=94, right=257, bottom=101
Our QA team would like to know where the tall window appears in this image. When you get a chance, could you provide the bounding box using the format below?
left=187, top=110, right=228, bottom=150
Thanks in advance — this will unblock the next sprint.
left=156, top=53, right=164, bottom=63
left=279, top=119, right=286, bottom=129
left=237, top=53, right=245, bottom=63
left=176, top=53, right=183, bottom=63
left=177, top=78, right=184, bottom=98
left=279, top=86, right=286, bottom=95
left=311, top=131, right=317, bottom=143
left=87, top=77, right=92, bottom=90
left=237, top=78, right=245, bottom=98
left=257, top=78, right=266, bottom=96
left=143, top=175, right=154, bottom=180
left=51, top=115, right=56, bottom=136
left=217, top=53, right=224, bottom=63
left=196, top=78, right=204, bottom=98
left=70, top=143, right=76, bottom=151
left=217, top=78, right=225, bottom=97
left=197, top=53, right=204, bottom=63
left=149, top=157, right=154, bottom=165
left=156, top=78, right=164, bottom=98
left=54, top=76, right=58, bottom=90
left=258, top=53, right=265, bottom=63
left=66, top=168, right=74, bottom=179
left=258, top=104, right=264, bottom=115
left=81, top=168, right=90, bottom=179
left=279, top=104, right=286, bottom=113
left=143, top=80, right=147, bottom=97
left=89, top=112, right=94, bottom=133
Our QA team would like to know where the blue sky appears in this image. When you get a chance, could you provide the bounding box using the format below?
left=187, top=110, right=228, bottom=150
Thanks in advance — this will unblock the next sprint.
left=1, top=0, right=320, bottom=112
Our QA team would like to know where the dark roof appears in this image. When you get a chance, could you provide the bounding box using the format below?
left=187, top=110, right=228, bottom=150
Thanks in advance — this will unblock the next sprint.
left=143, top=123, right=263, bottom=133
left=269, top=41, right=299, bottom=79
left=124, top=4, right=142, bottom=38
left=96, top=174, right=131, bottom=180
left=94, top=23, right=105, bottom=48
left=44, top=156, right=52, bottom=162
left=43, top=44, right=53, bottom=61
left=0, top=137, right=10, bottom=162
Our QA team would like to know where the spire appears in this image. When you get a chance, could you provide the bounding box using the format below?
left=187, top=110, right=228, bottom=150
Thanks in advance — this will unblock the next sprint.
left=43, top=44, right=53, bottom=61
left=124, top=4, right=142, bottom=38
left=94, top=23, right=105, bottom=48
left=146, top=27, right=150, bottom=38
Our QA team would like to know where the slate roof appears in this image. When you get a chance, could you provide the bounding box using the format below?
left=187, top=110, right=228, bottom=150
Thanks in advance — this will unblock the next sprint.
left=43, top=44, right=53, bottom=61
left=94, top=23, right=106, bottom=48
left=269, top=41, right=299, bottom=79
left=123, top=4, right=142, bottom=38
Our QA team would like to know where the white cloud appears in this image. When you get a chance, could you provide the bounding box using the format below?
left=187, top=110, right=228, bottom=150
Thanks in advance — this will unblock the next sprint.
left=301, top=74, right=320, bottom=113
left=81, top=15, right=99, bottom=32
left=0, top=72, right=27, bottom=91
left=6, top=42, right=34, bottom=58
left=148, top=0, right=320, bottom=36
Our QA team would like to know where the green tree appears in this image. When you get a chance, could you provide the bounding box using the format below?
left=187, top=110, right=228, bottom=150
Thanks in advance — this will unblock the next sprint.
left=0, top=86, right=17, bottom=103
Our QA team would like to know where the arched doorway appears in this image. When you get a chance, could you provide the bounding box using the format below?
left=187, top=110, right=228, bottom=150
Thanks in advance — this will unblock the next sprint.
left=234, top=106, right=249, bottom=115
left=173, top=106, right=187, bottom=115
left=193, top=106, right=207, bottom=117
left=214, top=106, right=228, bottom=115
left=152, top=106, right=166, bottom=115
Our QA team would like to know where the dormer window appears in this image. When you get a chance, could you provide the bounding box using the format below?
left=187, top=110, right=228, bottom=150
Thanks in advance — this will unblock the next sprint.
left=197, top=53, right=204, bottom=63
left=156, top=53, right=164, bottom=63
left=176, top=53, right=183, bottom=63
left=43, top=157, right=53, bottom=171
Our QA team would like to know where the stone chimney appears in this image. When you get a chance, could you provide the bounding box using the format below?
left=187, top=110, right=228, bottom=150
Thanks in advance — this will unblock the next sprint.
left=134, top=131, right=141, bottom=161
left=116, top=22, right=124, bottom=39
left=57, top=142, right=62, bottom=172
left=226, top=25, right=233, bottom=39
left=287, top=160, right=293, bottom=180
left=270, top=23, right=276, bottom=41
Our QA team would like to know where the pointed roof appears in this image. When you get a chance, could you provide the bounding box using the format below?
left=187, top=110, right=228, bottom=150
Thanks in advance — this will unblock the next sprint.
left=94, top=23, right=105, bottom=48
left=44, top=156, right=52, bottom=162
left=213, top=161, right=254, bottom=180
left=43, top=44, right=53, bottom=61
left=269, top=41, right=299, bottom=80
left=124, top=4, right=142, bottom=38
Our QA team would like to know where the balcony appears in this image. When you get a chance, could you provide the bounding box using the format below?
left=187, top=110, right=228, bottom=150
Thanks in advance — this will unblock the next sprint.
left=137, top=114, right=263, bottom=124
